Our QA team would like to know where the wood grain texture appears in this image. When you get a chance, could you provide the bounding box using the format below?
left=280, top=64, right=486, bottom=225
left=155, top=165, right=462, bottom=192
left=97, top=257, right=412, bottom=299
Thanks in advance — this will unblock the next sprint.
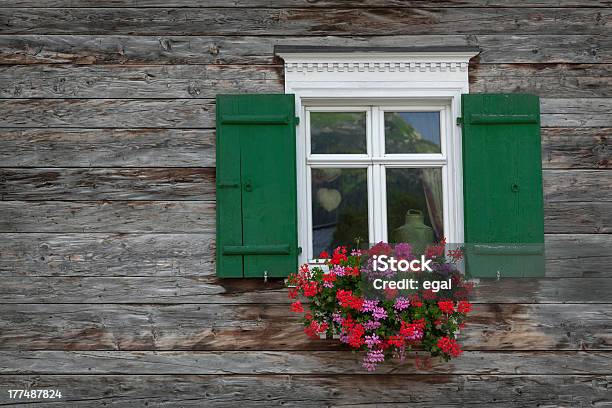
left=543, top=170, right=611, bottom=202
left=1, top=35, right=609, bottom=65
left=1, top=1, right=611, bottom=8
left=0, top=99, right=216, bottom=128
left=0, top=64, right=283, bottom=98
left=545, top=202, right=611, bottom=233
left=0, top=201, right=215, bottom=233
left=1, top=98, right=609, bottom=128
left=0, top=375, right=609, bottom=407
left=0, top=168, right=216, bottom=200
left=2, top=277, right=612, bottom=304
left=0, top=128, right=216, bottom=167
left=0, top=168, right=606, bottom=201
left=1, top=64, right=610, bottom=99
left=1, top=350, right=610, bottom=375
left=470, top=63, right=612, bottom=98
left=0, top=127, right=607, bottom=169
left=0, top=303, right=610, bottom=350
left=0, top=199, right=607, bottom=234
left=542, top=127, right=609, bottom=169
left=0, top=233, right=215, bottom=277
left=1, top=8, right=609, bottom=36
left=1, top=233, right=609, bottom=277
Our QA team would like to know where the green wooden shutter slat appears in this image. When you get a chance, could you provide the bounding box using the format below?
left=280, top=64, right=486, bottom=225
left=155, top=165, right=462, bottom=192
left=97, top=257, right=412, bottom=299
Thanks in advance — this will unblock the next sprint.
left=216, top=94, right=298, bottom=278
left=462, top=94, right=545, bottom=278
left=468, top=113, right=539, bottom=125
left=222, top=244, right=291, bottom=256
left=220, top=114, right=291, bottom=125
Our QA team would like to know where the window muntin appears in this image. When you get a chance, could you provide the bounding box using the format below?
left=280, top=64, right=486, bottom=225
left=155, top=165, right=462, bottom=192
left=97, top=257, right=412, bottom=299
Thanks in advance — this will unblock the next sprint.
left=304, top=103, right=451, bottom=261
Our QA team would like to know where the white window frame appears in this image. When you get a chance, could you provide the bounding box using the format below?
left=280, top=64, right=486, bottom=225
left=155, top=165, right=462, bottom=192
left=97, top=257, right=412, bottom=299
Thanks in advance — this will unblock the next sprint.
left=277, top=48, right=479, bottom=264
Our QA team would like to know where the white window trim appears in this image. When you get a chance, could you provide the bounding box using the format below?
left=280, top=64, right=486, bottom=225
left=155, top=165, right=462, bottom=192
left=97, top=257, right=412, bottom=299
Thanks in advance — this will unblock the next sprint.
left=277, top=49, right=479, bottom=264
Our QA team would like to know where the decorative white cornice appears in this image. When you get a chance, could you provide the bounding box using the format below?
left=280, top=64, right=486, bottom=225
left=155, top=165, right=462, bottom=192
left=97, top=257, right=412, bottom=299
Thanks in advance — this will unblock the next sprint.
left=276, top=49, right=480, bottom=88
left=284, top=61, right=469, bottom=73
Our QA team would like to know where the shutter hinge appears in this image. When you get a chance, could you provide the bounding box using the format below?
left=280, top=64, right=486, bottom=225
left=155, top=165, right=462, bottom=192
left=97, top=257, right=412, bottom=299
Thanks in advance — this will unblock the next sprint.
left=295, top=117, right=300, bottom=125
left=297, top=246, right=302, bottom=254
left=456, top=117, right=463, bottom=126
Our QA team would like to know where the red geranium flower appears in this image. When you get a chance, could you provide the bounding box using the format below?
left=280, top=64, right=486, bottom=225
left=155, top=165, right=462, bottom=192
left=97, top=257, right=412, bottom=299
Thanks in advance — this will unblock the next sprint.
left=437, top=300, right=455, bottom=314
left=290, top=301, right=304, bottom=313
left=457, top=301, right=472, bottom=314
left=319, top=250, right=330, bottom=259
left=437, top=336, right=462, bottom=357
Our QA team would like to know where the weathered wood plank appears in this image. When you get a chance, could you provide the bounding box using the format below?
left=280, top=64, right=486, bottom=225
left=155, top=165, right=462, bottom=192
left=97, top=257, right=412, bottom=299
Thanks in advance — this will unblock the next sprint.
left=0, top=199, right=604, bottom=233
left=1, top=98, right=608, bottom=128
left=2, top=1, right=611, bottom=8
left=543, top=170, right=611, bottom=202
left=540, top=98, right=612, bottom=127
left=0, top=168, right=216, bottom=200
left=1, top=8, right=609, bottom=36
left=545, top=234, right=612, bottom=278
left=0, top=304, right=609, bottom=350
left=2, top=276, right=612, bottom=304
left=0, top=233, right=609, bottom=277
left=0, top=375, right=609, bottom=407
left=0, top=35, right=609, bottom=65
left=2, top=64, right=611, bottom=99
left=542, top=127, right=609, bottom=169
left=0, top=233, right=215, bottom=277
left=0, top=128, right=216, bottom=167
left=0, top=201, right=215, bottom=233
left=0, top=99, right=216, bottom=128
left=1, top=350, right=610, bottom=375
left=0, top=127, right=606, bottom=169
left=470, top=63, right=612, bottom=98
left=545, top=202, right=611, bottom=233
left=1, top=168, right=605, bottom=201
left=0, top=64, right=283, bottom=98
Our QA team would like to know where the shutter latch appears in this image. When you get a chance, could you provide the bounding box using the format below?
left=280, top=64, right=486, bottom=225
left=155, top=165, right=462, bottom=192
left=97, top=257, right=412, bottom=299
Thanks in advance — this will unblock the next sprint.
left=295, top=117, right=300, bottom=125
left=264, top=271, right=268, bottom=283
left=456, top=117, right=463, bottom=126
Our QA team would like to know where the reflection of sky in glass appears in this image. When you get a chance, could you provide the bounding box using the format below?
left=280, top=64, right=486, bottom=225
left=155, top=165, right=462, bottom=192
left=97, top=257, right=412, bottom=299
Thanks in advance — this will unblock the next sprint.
left=399, top=112, right=440, bottom=146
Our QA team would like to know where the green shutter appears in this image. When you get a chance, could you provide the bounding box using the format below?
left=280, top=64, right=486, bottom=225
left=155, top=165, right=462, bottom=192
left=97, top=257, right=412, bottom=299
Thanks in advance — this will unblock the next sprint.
left=216, top=94, right=298, bottom=278
left=461, top=94, right=545, bottom=278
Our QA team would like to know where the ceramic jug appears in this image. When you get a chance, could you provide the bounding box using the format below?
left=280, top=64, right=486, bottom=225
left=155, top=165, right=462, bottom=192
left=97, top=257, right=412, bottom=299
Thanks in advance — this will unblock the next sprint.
left=391, top=209, right=434, bottom=255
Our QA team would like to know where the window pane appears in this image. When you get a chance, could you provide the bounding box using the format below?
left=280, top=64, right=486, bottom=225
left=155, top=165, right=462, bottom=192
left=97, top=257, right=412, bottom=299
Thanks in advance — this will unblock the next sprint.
left=310, top=112, right=367, bottom=154
left=385, top=112, right=441, bottom=154
left=386, top=168, right=443, bottom=254
left=312, top=168, right=368, bottom=257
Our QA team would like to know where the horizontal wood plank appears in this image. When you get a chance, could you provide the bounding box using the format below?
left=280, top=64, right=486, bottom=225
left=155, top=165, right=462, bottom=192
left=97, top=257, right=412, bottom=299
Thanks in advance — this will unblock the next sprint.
left=0, top=64, right=283, bottom=99
left=0, top=303, right=609, bottom=350
left=0, top=128, right=216, bottom=167
left=0, top=201, right=215, bottom=233
left=543, top=170, right=611, bottom=202
left=1, top=350, right=610, bottom=375
left=1, top=64, right=611, bottom=99
left=0, top=99, right=216, bottom=128
left=1, top=168, right=606, bottom=201
left=1, top=8, right=609, bottom=36
left=0, top=127, right=607, bottom=169
left=0, top=199, right=607, bottom=233
left=1, top=276, right=612, bottom=304
left=1, top=98, right=609, bottom=128
left=470, top=63, right=612, bottom=98
left=0, top=374, right=609, bottom=407
left=1, top=1, right=611, bottom=8
left=545, top=201, right=611, bottom=233
left=0, top=35, right=609, bottom=65
left=0, top=168, right=216, bottom=200
left=0, top=233, right=215, bottom=277
left=542, top=127, right=609, bottom=169
left=0, top=233, right=609, bottom=277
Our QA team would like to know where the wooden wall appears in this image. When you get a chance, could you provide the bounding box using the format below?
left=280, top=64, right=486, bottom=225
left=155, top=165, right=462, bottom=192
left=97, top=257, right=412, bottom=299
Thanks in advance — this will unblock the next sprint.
left=0, top=1, right=611, bottom=406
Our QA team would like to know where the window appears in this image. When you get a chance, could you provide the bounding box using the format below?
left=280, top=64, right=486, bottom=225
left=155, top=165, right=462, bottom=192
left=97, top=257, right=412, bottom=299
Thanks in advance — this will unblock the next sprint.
left=276, top=46, right=480, bottom=263
left=303, top=103, right=453, bottom=260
